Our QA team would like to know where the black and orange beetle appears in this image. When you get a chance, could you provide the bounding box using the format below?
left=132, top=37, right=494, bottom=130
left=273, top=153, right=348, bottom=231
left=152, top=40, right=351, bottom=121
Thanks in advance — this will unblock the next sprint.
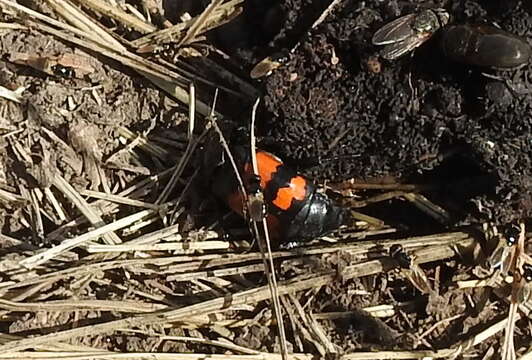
left=205, top=144, right=345, bottom=245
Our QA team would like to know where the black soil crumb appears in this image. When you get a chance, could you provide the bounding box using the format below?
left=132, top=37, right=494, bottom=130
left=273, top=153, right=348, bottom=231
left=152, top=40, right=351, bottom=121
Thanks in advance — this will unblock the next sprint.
left=224, top=0, right=532, bottom=225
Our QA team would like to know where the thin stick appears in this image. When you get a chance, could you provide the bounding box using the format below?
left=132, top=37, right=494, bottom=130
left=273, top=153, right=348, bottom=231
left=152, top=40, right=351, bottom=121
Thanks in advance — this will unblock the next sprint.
left=79, top=189, right=160, bottom=210
left=501, top=223, right=526, bottom=360
left=19, top=209, right=153, bottom=269
left=176, top=0, right=224, bottom=47
left=154, top=128, right=208, bottom=204
left=71, top=0, right=156, bottom=33
left=188, top=82, right=195, bottom=140
left=85, top=241, right=230, bottom=253
left=131, top=0, right=243, bottom=48
left=52, top=173, right=121, bottom=245
left=249, top=97, right=288, bottom=358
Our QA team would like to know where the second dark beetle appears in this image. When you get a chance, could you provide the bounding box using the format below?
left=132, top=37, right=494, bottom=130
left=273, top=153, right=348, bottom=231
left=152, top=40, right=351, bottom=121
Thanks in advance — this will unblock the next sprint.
left=441, top=25, right=531, bottom=68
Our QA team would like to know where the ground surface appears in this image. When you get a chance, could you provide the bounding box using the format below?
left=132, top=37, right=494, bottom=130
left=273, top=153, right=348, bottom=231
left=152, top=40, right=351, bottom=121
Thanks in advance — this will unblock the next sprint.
left=0, top=0, right=531, bottom=359
left=223, top=0, right=532, bottom=226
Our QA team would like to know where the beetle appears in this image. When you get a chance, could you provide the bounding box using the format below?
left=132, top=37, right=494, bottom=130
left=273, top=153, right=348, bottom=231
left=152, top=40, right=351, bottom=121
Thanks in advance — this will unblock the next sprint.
left=51, top=64, right=76, bottom=78
left=372, top=8, right=450, bottom=60
left=441, top=25, right=531, bottom=69
left=207, top=146, right=346, bottom=245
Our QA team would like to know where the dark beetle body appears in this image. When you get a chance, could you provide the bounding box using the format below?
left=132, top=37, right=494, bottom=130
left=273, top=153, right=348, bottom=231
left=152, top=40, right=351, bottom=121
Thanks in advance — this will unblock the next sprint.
left=441, top=25, right=531, bottom=68
left=51, top=64, right=75, bottom=78
left=209, top=146, right=345, bottom=244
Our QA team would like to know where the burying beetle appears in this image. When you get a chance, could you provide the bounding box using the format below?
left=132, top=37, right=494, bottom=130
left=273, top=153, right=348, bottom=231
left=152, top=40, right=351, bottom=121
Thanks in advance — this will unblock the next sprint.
left=441, top=25, right=531, bottom=69
left=212, top=147, right=345, bottom=245
left=202, top=126, right=346, bottom=247
left=372, top=8, right=450, bottom=60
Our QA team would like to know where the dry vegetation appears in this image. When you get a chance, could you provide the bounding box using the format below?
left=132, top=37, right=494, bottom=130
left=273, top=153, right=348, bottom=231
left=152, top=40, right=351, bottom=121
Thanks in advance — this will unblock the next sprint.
left=0, top=1, right=531, bottom=359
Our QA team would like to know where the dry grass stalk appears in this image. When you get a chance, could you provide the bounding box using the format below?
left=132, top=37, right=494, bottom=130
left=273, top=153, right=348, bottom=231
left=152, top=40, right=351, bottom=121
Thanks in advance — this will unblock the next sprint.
left=79, top=189, right=160, bottom=210
left=0, top=21, right=26, bottom=30
left=176, top=0, right=225, bottom=47
left=0, top=85, right=25, bottom=103
left=0, top=298, right=166, bottom=313
left=314, top=304, right=402, bottom=319
left=402, top=193, right=450, bottom=224
left=167, top=263, right=265, bottom=282
left=248, top=97, right=288, bottom=358
left=501, top=223, right=526, bottom=360
left=456, top=315, right=519, bottom=353
left=115, top=126, right=170, bottom=160
left=19, top=209, right=153, bottom=269
left=71, top=0, right=156, bottom=33
left=85, top=240, right=230, bottom=253
left=337, top=182, right=426, bottom=191
left=52, top=173, right=122, bottom=245
left=0, top=187, right=26, bottom=205
left=0, top=237, right=473, bottom=353
left=348, top=190, right=407, bottom=208
left=131, top=0, right=243, bottom=49
left=349, top=210, right=384, bottom=227
left=0, top=333, right=114, bottom=353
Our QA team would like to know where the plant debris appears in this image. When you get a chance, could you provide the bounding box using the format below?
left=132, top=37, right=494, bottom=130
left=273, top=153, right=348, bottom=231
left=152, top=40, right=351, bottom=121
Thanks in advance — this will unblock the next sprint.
left=0, top=0, right=531, bottom=359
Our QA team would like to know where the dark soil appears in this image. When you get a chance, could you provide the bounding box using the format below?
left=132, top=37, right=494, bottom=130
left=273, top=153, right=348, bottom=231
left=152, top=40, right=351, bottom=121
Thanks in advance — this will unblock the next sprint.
left=218, top=0, right=532, bottom=226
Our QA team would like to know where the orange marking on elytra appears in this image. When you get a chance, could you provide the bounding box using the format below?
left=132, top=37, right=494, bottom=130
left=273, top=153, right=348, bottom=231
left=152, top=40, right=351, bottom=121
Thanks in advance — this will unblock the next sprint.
left=273, top=176, right=307, bottom=210
left=244, top=151, right=282, bottom=188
